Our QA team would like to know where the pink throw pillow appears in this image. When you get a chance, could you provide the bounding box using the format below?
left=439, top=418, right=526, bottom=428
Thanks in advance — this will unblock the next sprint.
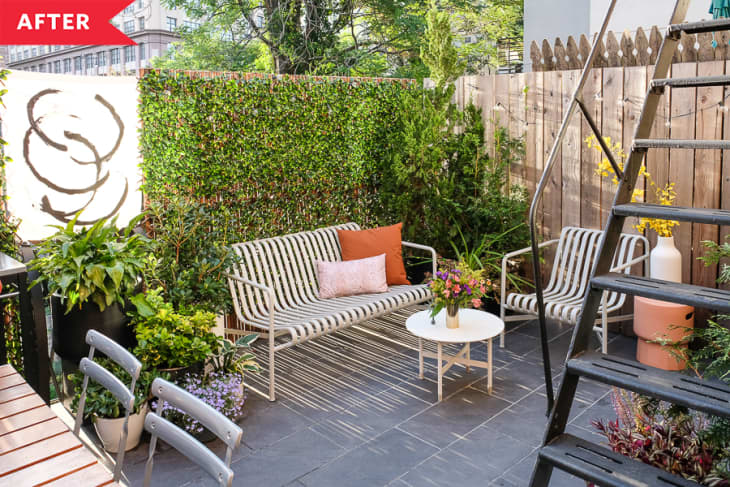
left=317, top=254, right=388, bottom=299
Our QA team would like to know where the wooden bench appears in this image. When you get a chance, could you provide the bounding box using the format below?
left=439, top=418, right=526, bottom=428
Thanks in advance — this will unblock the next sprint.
left=226, top=223, right=435, bottom=400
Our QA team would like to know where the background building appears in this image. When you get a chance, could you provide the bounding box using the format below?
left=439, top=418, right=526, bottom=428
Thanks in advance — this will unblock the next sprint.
left=5, top=0, right=195, bottom=75
left=524, top=0, right=711, bottom=71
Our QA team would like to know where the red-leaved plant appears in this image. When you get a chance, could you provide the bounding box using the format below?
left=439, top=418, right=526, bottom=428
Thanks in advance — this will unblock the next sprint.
left=590, top=389, right=729, bottom=487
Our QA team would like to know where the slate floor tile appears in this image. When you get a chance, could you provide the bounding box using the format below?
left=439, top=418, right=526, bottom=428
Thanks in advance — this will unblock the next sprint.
left=299, top=428, right=438, bottom=487
left=450, top=423, right=535, bottom=473
left=399, top=388, right=511, bottom=449
left=400, top=448, right=502, bottom=487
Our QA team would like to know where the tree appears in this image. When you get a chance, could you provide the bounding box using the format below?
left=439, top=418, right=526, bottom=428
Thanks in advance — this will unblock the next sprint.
left=162, top=0, right=523, bottom=76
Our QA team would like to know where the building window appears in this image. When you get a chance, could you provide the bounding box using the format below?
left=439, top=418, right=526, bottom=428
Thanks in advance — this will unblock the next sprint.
left=139, top=43, right=146, bottom=60
left=9, top=53, right=14, bottom=62
left=47, top=62, right=52, bottom=72
left=124, top=20, right=134, bottom=33
left=63, top=59, right=71, bottom=73
left=255, top=15, right=264, bottom=27
left=54, top=45, right=60, bottom=52
left=166, top=16, right=177, bottom=31
left=85, top=54, right=94, bottom=68
left=124, top=5, right=134, bottom=14
left=74, top=56, right=82, bottom=70
left=23, top=49, right=29, bottom=59
left=137, top=0, right=144, bottom=8
left=221, top=31, right=233, bottom=42
left=53, top=60, right=61, bottom=73
left=97, top=51, right=107, bottom=66
left=39, top=64, right=46, bottom=72
left=31, top=47, right=37, bottom=56
left=111, top=48, right=120, bottom=65
left=138, top=17, right=145, bottom=30
left=39, top=46, right=45, bottom=55
left=183, top=20, right=200, bottom=30
left=124, top=45, right=136, bottom=63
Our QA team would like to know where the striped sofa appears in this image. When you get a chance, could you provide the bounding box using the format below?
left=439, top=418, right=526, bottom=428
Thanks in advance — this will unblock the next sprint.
left=226, top=223, right=435, bottom=400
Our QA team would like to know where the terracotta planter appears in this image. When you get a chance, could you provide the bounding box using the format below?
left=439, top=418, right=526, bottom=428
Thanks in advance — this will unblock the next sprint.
left=634, top=296, right=694, bottom=371
left=93, top=402, right=148, bottom=453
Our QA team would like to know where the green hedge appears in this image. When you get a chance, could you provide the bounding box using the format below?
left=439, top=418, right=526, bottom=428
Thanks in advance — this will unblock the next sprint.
left=139, top=71, right=414, bottom=241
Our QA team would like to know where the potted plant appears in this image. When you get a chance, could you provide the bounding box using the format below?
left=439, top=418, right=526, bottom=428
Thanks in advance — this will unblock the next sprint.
left=129, top=288, right=220, bottom=378
left=30, top=213, right=150, bottom=363
left=428, top=260, right=488, bottom=329
left=68, top=359, right=168, bottom=452
left=155, top=371, right=247, bottom=442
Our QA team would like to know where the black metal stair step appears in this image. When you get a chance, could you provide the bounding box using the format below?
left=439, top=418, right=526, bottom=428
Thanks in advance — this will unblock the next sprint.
left=592, top=273, right=730, bottom=313
left=668, top=18, right=730, bottom=35
left=634, top=139, right=730, bottom=150
left=538, top=434, right=700, bottom=487
left=568, top=351, right=730, bottom=418
left=613, top=203, right=730, bottom=225
left=652, top=75, right=730, bottom=89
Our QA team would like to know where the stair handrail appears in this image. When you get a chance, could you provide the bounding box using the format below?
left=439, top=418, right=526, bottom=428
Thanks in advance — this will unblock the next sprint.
left=527, top=0, right=619, bottom=414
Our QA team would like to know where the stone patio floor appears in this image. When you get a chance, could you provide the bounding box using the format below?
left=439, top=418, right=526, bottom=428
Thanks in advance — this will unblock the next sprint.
left=118, top=305, right=635, bottom=486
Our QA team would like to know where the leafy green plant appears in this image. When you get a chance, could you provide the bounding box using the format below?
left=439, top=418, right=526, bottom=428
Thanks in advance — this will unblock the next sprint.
left=143, top=194, right=239, bottom=314
left=29, top=213, right=150, bottom=313
left=208, top=334, right=260, bottom=378
left=0, top=67, right=23, bottom=372
left=130, top=288, right=219, bottom=369
left=139, top=70, right=410, bottom=246
left=69, top=358, right=169, bottom=419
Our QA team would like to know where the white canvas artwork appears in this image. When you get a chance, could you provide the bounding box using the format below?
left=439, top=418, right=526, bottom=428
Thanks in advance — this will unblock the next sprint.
left=0, top=70, right=142, bottom=240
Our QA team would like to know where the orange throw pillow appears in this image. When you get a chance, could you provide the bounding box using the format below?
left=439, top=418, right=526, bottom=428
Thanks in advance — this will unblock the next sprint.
left=337, top=223, right=411, bottom=285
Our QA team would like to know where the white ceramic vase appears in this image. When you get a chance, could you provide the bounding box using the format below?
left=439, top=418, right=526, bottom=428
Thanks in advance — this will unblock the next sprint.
left=649, top=236, right=682, bottom=283
left=93, top=402, right=148, bottom=452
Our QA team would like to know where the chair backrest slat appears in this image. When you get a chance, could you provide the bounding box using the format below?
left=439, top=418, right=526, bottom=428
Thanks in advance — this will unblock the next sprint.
left=149, top=378, right=242, bottom=450
left=78, top=358, right=135, bottom=410
left=144, top=413, right=234, bottom=487
left=86, top=330, right=142, bottom=379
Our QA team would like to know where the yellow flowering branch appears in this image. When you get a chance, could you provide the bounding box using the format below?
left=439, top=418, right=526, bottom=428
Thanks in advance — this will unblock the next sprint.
left=586, top=135, right=679, bottom=237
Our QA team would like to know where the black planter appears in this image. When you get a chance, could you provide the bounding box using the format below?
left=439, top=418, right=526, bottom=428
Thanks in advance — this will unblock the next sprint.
left=158, top=361, right=204, bottom=383
left=51, top=296, right=136, bottom=362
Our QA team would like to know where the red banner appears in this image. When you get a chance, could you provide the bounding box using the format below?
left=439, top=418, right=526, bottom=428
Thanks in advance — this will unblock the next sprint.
left=0, top=0, right=136, bottom=45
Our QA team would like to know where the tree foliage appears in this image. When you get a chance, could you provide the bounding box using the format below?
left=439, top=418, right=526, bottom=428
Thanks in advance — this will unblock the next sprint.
left=160, top=0, right=523, bottom=75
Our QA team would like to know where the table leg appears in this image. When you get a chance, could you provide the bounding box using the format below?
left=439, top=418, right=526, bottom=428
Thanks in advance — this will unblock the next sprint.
left=418, top=338, right=424, bottom=379
left=466, top=343, right=470, bottom=373
left=437, top=342, right=443, bottom=402
left=487, top=338, right=493, bottom=394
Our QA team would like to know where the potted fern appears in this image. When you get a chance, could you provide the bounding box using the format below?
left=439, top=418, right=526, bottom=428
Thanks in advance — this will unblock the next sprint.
left=30, top=213, right=150, bottom=364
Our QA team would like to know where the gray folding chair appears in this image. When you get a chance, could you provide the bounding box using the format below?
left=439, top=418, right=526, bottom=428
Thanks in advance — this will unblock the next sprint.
left=73, top=329, right=142, bottom=482
left=144, top=378, right=243, bottom=487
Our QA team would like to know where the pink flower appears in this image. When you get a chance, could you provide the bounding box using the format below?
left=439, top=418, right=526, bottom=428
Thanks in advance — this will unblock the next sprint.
left=454, top=275, right=460, bottom=282
left=480, top=286, right=486, bottom=293
left=453, top=284, right=461, bottom=293
left=471, top=298, right=481, bottom=308
left=469, top=279, right=477, bottom=287
left=443, top=289, right=451, bottom=298
left=445, top=280, right=452, bottom=288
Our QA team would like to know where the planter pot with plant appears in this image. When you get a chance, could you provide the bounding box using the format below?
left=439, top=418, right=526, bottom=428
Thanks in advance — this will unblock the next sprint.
left=30, top=214, right=150, bottom=363
left=129, top=288, right=220, bottom=376
left=69, top=359, right=167, bottom=452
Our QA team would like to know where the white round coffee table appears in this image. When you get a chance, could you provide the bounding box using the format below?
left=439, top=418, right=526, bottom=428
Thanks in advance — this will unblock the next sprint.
left=406, top=308, right=505, bottom=401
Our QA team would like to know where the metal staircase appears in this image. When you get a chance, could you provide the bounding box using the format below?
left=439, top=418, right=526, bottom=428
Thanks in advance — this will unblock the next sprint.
left=527, top=1, right=730, bottom=485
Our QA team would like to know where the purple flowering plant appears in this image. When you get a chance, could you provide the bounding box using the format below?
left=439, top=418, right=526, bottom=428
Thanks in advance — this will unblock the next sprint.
left=155, top=371, right=244, bottom=435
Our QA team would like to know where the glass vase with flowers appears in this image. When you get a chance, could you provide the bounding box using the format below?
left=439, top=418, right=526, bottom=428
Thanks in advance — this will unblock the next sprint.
left=428, top=261, right=488, bottom=329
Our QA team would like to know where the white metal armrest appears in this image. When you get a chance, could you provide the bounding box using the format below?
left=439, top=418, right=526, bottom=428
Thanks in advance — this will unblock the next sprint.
left=609, top=251, right=649, bottom=274
left=225, top=273, right=276, bottom=330
left=402, top=241, right=438, bottom=278
left=500, top=239, right=560, bottom=306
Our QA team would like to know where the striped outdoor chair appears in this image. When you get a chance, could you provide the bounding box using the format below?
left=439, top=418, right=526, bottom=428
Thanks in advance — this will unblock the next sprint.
left=226, top=223, right=436, bottom=401
left=500, top=226, right=649, bottom=354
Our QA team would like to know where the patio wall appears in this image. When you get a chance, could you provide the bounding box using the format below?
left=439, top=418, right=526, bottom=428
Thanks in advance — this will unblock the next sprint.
left=453, top=60, right=730, bottom=300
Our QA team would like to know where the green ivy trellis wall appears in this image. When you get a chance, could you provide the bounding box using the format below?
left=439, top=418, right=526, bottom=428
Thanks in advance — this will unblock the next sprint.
left=138, top=71, right=414, bottom=242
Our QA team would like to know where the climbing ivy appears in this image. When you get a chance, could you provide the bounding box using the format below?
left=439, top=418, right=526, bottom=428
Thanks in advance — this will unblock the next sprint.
left=0, top=67, right=23, bottom=372
left=138, top=71, right=414, bottom=241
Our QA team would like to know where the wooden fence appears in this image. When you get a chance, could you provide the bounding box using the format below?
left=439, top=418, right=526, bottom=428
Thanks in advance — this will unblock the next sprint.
left=530, top=27, right=730, bottom=71
left=454, top=60, right=730, bottom=306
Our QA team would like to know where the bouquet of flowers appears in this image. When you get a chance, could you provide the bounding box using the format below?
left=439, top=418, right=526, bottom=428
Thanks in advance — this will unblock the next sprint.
left=429, top=261, right=489, bottom=318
